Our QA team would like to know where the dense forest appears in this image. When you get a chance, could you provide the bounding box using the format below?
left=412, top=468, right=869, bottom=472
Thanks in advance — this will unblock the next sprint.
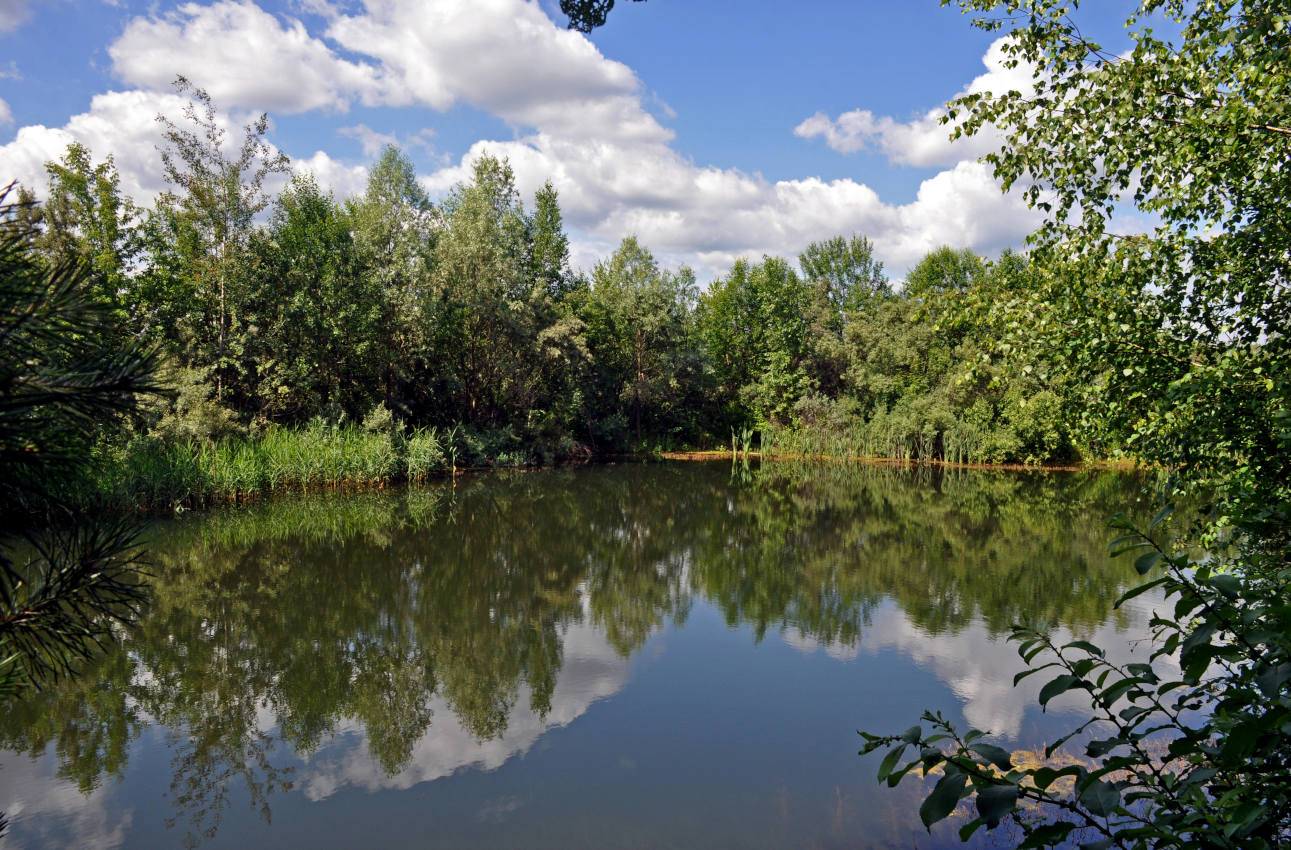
left=7, top=79, right=1090, bottom=507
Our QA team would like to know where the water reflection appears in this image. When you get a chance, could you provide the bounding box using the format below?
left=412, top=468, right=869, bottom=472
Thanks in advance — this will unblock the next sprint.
left=0, top=461, right=1153, bottom=848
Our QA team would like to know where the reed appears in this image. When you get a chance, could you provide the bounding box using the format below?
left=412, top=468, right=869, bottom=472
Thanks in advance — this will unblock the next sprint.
left=94, top=422, right=453, bottom=510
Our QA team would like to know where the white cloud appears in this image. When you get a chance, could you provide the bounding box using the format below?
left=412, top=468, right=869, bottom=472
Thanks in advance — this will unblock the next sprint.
left=0, top=753, right=133, bottom=850
left=858, top=592, right=1172, bottom=739
left=339, top=123, right=436, bottom=159
left=293, top=149, right=370, bottom=199
left=0, top=90, right=191, bottom=201
left=338, top=123, right=400, bottom=158
left=323, top=0, right=669, bottom=145
left=109, top=0, right=389, bottom=114
left=794, top=37, right=1032, bottom=168
left=298, top=621, right=631, bottom=800
left=0, top=0, right=32, bottom=32
left=0, top=96, right=12, bottom=126
left=418, top=131, right=1040, bottom=279
left=5, top=0, right=1041, bottom=276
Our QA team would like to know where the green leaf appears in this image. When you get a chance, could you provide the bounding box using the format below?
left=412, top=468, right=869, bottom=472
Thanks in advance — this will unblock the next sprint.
left=1256, top=662, right=1291, bottom=697
left=919, top=771, right=968, bottom=829
left=1208, top=573, right=1241, bottom=598
left=1078, top=779, right=1120, bottom=816
left=1019, top=821, right=1076, bottom=848
left=958, top=818, right=985, bottom=841
left=976, top=783, right=1018, bottom=828
left=876, top=744, right=907, bottom=781
left=1033, top=765, right=1084, bottom=790
left=971, top=742, right=1015, bottom=771
left=1038, top=674, right=1082, bottom=708
left=1133, top=550, right=1161, bottom=575
left=1062, top=640, right=1104, bottom=656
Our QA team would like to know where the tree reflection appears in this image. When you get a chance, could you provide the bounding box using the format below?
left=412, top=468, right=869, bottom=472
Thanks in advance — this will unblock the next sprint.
left=0, top=461, right=1146, bottom=845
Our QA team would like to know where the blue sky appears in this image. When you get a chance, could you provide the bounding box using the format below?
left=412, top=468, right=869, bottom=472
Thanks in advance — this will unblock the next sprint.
left=0, top=0, right=1140, bottom=278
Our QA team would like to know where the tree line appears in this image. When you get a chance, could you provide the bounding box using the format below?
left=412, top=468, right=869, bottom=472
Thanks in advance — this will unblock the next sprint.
left=13, top=79, right=1085, bottom=483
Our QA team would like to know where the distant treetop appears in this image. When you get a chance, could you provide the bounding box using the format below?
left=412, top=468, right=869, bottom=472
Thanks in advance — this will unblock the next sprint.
left=559, top=0, right=645, bottom=32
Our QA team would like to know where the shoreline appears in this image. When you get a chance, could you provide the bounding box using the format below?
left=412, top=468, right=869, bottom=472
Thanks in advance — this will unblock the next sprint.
left=655, top=450, right=1140, bottom=473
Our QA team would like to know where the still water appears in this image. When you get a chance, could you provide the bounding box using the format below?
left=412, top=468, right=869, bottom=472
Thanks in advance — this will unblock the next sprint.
left=0, top=461, right=1160, bottom=849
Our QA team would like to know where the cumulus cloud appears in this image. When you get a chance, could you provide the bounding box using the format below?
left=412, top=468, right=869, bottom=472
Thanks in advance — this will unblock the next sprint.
left=324, top=0, right=667, bottom=144
left=794, top=37, right=1033, bottom=168
left=109, top=0, right=390, bottom=114
left=4, top=0, right=1041, bottom=276
left=0, top=0, right=32, bottom=32
left=0, top=96, right=12, bottom=126
left=0, top=90, right=193, bottom=200
left=293, top=149, right=370, bottom=198
left=418, top=131, right=1039, bottom=279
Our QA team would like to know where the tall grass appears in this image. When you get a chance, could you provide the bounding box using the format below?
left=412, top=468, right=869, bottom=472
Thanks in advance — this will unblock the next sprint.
left=95, top=422, right=452, bottom=509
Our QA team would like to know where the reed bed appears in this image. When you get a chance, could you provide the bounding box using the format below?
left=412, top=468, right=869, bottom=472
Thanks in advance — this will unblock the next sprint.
left=96, top=422, right=453, bottom=510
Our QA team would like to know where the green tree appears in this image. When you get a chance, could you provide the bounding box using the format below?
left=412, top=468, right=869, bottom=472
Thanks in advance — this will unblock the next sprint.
left=34, top=144, right=141, bottom=342
left=431, top=155, right=588, bottom=434
left=560, top=0, right=645, bottom=31
left=347, top=145, right=434, bottom=416
left=903, top=245, right=985, bottom=298
left=861, top=2, right=1291, bottom=847
left=245, top=173, right=382, bottom=422
left=142, top=76, right=289, bottom=402
left=798, top=234, right=888, bottom=396
left=585, top=236, right=697, bottom=444
left=530, top=180, right=572, bottom=300
left=700, top=255, right=812, bottom=425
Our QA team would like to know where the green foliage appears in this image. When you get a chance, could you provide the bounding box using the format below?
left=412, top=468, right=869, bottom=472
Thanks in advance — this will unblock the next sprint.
left=245, top=173, right=383, bottom=422
left=583, top=236, right=702, bottom=445
left=699, top=255, right=813, bottom=426
left=859, top=1, right=1291, bottom=846
left=34, top=143, right=141, bottom=344
left=140, top=76, right=289, bottom=402
left=0, top=185, right=158, bottom=694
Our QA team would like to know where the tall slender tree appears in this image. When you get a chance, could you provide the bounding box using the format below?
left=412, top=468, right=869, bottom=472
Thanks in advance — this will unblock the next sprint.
left=144, top=76, right=288, bottom=401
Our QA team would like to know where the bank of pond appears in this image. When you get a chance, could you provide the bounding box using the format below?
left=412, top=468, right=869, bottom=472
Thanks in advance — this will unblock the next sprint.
left=85, top=420, right=1128, bottom=513
left=1, top=460, right=1164, bottom=849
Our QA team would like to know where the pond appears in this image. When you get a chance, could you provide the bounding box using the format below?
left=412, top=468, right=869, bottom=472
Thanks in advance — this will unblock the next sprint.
left=0, top=460, right=1161, bottom=849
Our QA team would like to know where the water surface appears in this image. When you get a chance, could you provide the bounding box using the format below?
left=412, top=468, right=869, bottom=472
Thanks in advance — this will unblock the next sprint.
left=0, top=461, right=1159, bottom=848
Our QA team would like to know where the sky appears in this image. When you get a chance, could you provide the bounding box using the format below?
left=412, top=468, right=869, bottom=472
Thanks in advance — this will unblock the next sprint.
left=0, top=0, right=1140, bottom=280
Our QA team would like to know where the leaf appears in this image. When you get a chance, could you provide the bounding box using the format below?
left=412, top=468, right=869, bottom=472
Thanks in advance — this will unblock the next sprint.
left=1062, top=640, right=1104, bottom=656
left=876, top=744, right=907, bottom=781
left=976, top=783, right=1018, bottom=828
left=1038, top=674, right=1082, bottom=708
left=1019, top=821, right=1076, bottom=848
left=1114, top=576, right=1169, bottom=608
left=919, top=771, right=968, bottom=830
left=1149, top=504, right=1173, bottom=530
left=1208, top=573, right=1241, bottom=599
left=1133, top=550, right=1161, bottom=575
left=1256, top=662, right=1291, bottom=697
left=901, top=725, right=922, bottom=744
left=1033, top=765, right=1084, bottom=790
left=1078, top=779, right=1120, bottom=816
left=971, top=742, right=1015, bottom=771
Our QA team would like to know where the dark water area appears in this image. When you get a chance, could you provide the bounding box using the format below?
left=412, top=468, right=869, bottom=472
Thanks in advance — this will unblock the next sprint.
left=0, top=461, right=1164, bottom=849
